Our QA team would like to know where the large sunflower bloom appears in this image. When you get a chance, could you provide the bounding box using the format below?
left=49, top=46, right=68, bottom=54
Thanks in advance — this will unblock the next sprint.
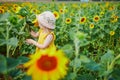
left=24, top=47, right=68, bottom=80
left=53, top=11, right=59, bottom=19
left=93, top=15, right=100, bottom=22
left=80, top=17, right=86, bottom=24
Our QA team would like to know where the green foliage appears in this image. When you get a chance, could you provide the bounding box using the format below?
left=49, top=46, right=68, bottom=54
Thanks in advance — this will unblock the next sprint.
left=0, top=54, right=7, bottom=74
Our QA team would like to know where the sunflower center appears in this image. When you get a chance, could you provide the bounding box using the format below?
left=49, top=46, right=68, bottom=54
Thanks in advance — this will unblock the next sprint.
left=60, top=10, right=63, bottom=12
left=14, top=8, right=17, bottom=11
left=54, top=13, right=57, bottom=17
left=0, top=10, right=3, bottom=13
left=37, top=55, right=57, bottom=71
left=67, top=19, right=70, bottom=22
left=81, top=18, right=85, bottom=22
left=95, top=17, right=99, bottom=20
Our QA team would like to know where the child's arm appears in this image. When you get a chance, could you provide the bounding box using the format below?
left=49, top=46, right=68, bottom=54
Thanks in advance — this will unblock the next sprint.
left=30, top=30, right=39, bottom=38
left=26, top=34, right=53, bottom=49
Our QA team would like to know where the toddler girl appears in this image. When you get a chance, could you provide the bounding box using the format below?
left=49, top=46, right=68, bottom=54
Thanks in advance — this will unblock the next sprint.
left=26, top=11, right=56, bottom=51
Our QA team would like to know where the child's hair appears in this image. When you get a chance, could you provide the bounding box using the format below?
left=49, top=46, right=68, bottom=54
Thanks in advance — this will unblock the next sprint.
left=36, top=11, right=56, bottom=29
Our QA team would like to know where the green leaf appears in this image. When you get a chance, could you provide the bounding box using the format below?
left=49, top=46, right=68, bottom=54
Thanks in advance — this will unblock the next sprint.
left=22, top=75, right=32, bottom=80
left=9, top=69, right=22, bottom=78
left=115, top=59, right=120, bottom=65
left=69, top=72, right=77, bottom=80
left=69, top=27, right=76, bottom=40
left=8, top=15, right=18, bottom=25
left=101, top=50, right=114, bottom=64
left=0, top=12, right=9, bottom=21
left=0, top=27, right=5, bottom=32
left=18, top=8, right=29, bottom=17
left=76, top=31, right=86, bottom=40
left=80, top=55, right=90, bottom=63
left=7, top=57, right=21, bottom=72
left=111, top=68, right=120, bottom=80
left=76, top=74, right=95, bottom=80
left=0, top=39, right=6, bottom=46
left=84, top=60, right=101, bottom=71
left=61, top=44, right=73, bottom=58
left=7, top=37, right=18, bottom=47
left=70, top=58, right=81, bottom=69
left=17, top=56, right=29, bottom=64
left=0, top=54, right=7, bottom=74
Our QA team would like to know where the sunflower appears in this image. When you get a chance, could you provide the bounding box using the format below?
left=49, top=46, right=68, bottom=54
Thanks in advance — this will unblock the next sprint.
left=109, top=6, right=114, bottom=11
left=53, top=11, right=59, bottom=19
left=93, top=15, right=100, bottom=22
left=12, top=6, right=21, bottom=13
left=13, top=4, right=19, bottom=8
left=110, top=31, right=115, bottom=36
left=80, top=17, right=86, bottom=24
left=111, top=15, right=118, bottom=23
left=89, top=24, right=94, bottom=29
left=24, top=47, right=68, bottom=80
left=0, top=8, right=5, bottom=14
left=0, top=6, right=6, bottom=10
left=59, top=8, right=64, bottom=14
left=65, top=18, right=72, bottom=24
left=30, top=8, right=40, bottom=14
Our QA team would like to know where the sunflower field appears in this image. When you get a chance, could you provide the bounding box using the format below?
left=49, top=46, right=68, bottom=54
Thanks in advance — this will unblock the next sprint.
left=0, top=2, right=120, bottom=80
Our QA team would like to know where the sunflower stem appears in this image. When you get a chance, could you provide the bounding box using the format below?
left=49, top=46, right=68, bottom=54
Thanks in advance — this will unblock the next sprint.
left=6, top=24, right=9, bottom=58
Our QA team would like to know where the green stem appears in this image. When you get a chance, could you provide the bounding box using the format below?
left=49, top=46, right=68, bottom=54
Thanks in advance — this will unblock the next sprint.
left=109, top=54, right=120, bottom=70
left=6, top=25, right=9, bottom=58
left=104, top=54, right=120, bottom=80
left=74, top=38, right=79, bottom=58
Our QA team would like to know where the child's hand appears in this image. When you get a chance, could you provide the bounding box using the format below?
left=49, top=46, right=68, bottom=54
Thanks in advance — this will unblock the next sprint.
left=26, top=39, right=35, bottom=44
left=30, top=31, right=36, bottom=37
left=30, top=31, right=39, bottom=37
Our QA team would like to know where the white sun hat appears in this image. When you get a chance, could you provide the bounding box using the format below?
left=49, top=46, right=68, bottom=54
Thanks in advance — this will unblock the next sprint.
left=36, top=11, right=56, bottom=29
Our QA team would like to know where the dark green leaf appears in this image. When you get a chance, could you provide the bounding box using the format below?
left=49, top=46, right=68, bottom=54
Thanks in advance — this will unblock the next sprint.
left=111, top=68, right=120, bottom=80
left=69, top=72, right=77, bottom=80
left=84, top=60, right=101, bottom=71
left=7, top=57, right=21, bottom=72
left=101, top=50, right=114, bottom=64
left=17, top=56, right=29, bottom=64
left=76, top=74, right=95, bottom=80
left=0, top=39, right=6, bottom=46
left=0, top=54, right=7, bottom=74
left=70, top=58, right=81, bottom=69
left=22, top=75, right=32, bottom=80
